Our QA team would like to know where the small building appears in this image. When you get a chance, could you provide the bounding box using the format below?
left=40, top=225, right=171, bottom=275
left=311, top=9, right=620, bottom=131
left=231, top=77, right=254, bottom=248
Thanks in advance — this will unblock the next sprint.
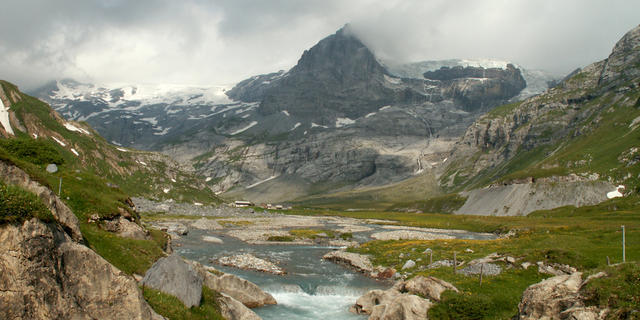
left=234, top=200, right=254, bottom=207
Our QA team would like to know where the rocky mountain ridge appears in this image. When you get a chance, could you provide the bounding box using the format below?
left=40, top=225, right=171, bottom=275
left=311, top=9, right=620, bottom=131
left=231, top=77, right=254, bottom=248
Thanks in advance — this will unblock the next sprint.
left=438, top=24, right=640, bottom=215
left=33, top=25, right=549, bottom=203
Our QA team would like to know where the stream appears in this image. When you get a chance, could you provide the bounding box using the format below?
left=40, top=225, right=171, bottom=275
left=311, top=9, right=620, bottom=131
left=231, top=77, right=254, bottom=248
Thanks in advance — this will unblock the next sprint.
left=172, top=219, right=496, bottom=319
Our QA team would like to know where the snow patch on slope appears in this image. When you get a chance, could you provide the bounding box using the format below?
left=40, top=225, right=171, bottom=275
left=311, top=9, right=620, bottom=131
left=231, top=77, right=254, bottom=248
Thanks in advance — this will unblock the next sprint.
left=246, top=175, right=279, bottom=189
left=336, top=117, right=355, bottom=128
left=64, top=123, right=90, bottom=135
left=0, top=97, right=14, bottom=135
left=230, top=121, right=258, bottom=135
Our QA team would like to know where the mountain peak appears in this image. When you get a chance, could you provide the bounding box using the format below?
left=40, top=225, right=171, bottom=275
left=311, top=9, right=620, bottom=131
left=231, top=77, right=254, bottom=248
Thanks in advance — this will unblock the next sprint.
left=599, top=24, right=640, bottom=85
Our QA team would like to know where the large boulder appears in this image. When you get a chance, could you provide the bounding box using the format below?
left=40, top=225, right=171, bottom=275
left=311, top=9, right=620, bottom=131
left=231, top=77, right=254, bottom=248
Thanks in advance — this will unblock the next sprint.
left=351, top=288, right=402, bottom=315
left=0, top=218, right=161, bottom=319
left=401, top=276, right=459, bottom=301
left=369, top=294, right=432, bottom=320
left=207, top=273, right=276, bottom=308
left=141, top=254, right=203, bottom=308
left=188, top=260, right=276, bottom=308
left=517, top=272, right=593, bottom=320
left=217, top=293, right=262, bottom=320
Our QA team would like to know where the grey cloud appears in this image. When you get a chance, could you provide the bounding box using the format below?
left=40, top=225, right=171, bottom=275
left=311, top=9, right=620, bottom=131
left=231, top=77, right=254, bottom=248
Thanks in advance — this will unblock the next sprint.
left=0, top=0, right=639, bottom=90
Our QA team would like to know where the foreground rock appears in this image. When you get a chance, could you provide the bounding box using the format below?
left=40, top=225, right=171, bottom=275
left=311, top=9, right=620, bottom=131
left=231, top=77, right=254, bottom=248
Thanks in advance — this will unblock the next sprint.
left=216, top=293, right=262, bottom=320
left=215, top=253, right=285, bottom=275
left=0, top=218, right=160, bottom=319
left=517, top=272, right=608, bottom=319
left=142, top=254, right=203, bottom=308
left=188, top=260, right=277, bottom=308
left=399, top=276, right=459, bottom=301
left=352, top=276, right=457, bottom=319
left=369, top=294, right=432, bottom=320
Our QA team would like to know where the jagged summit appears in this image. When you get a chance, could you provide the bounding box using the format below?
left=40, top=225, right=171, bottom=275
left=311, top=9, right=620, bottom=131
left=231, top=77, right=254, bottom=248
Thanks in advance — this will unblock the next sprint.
left=599, top=24, right=640, bottom=86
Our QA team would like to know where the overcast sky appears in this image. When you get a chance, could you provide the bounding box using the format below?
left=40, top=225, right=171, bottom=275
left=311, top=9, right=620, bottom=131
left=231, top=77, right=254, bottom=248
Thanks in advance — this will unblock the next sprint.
left=1, top=0, right=639, bottom=90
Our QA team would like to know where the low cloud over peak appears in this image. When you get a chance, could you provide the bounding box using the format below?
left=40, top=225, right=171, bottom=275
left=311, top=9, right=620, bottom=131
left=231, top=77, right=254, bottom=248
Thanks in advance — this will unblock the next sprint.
left=1, top=0, right=638, bottom=90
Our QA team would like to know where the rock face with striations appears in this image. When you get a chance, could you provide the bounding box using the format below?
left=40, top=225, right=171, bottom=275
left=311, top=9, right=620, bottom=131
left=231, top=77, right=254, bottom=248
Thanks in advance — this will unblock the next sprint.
left=0, top=218, right=161, bottom=319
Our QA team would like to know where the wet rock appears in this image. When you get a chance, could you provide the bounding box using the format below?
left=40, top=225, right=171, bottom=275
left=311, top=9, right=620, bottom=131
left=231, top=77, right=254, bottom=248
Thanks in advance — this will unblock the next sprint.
left=187, top=260, right=276, bottom=308
left=0, top=218, right=159, bottom=319
left=215, top=253, right=285, bottom=275
left=322, top=250, right=374, bottom=275
left=400, top=276, right=459, bottom=301
left=217, top=293, right=262, bottom=320
left=207, top=274, right=277, bottom=308
left=202, top=235, right=224, bottom=244
left=141, top=254, right=203, bottom=308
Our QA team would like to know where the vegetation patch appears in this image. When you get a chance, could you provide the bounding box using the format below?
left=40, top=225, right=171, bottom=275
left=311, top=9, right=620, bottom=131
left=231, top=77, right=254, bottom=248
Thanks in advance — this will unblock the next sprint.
left=80, top=223, right=166, bottom=275
left=142, top=286, right=224, bottom=320
left=0, top=137, right=64, bottom=165
left=290, top=228, right=336, bottom=239
left=388, top=194, right=467, bottom=213
left=218, top=220, right=253, bottom=227
left=0, top=181, right=54, bottom=224
left=267, top=235, right=295, bottom=242
left=582, top=262, right=640, bottom=319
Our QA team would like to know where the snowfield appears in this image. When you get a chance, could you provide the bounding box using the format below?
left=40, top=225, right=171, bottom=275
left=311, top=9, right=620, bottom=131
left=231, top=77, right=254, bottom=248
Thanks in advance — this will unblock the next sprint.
left=0, top=97, right=14, bottom=135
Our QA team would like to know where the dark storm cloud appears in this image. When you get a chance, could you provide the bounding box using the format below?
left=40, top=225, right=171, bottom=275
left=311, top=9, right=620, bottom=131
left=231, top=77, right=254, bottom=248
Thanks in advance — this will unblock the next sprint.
left=0, top=0, right=639, bottom=90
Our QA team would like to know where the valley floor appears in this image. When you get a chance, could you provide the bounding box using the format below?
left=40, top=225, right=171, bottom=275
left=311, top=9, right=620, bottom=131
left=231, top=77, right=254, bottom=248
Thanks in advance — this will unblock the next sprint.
left=141, top=195, right=640, bottom=319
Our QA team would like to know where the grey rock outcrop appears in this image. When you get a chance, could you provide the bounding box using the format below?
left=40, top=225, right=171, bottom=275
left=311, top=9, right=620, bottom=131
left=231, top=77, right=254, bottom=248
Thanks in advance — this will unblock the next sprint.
left=0, top=160, right=82, bottom=242
left=141, top=254, right=203, bottom=308
left=217, top=293, right=262, bottom=320
left=206, top=273, right=277, bottom=308
left=516, top=272, right=607, bottom=320
left=0, top=218, right=160, bottom=319
left=188, top=260, right=276, bottom=308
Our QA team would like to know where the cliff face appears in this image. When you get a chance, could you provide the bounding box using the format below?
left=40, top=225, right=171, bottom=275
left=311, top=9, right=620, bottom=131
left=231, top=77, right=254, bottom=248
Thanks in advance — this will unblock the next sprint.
left=440, top=24, right=640, bottom=215
left=0, top=160, right=161, bottom=319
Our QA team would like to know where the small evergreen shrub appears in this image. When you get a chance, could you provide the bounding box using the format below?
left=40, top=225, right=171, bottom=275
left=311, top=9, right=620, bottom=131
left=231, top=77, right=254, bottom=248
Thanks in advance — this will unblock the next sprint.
left=0, top=138, right=64, bottom=165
